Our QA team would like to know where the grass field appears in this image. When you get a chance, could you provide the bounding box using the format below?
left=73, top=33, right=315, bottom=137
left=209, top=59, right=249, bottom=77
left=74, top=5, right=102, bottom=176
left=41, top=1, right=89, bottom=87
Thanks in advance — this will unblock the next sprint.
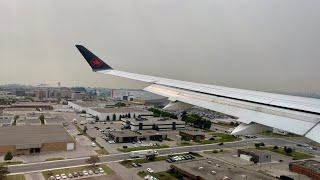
left=4, top=175, right=25, bottom=180
left=120, top=152, right=201, bottom=168
left=0, top=161, right=23, bottom=166
left=260, top=131, right=300, bottom=138
left=42, top=164, right=114, bottom=179
left=45, top=157, right=65, bottom=161
left=259, top=147, right=314, bottom=160
left=117, top=144, right=169, bottom=152
left=95, top=148, right=109, bottom=155
left=197, top=133, right=241, bottom=144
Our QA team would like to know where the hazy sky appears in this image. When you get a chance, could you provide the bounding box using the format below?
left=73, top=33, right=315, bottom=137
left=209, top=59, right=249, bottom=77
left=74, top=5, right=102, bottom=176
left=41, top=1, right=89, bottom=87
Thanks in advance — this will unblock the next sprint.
left=1, top=0, right=319, bottom=97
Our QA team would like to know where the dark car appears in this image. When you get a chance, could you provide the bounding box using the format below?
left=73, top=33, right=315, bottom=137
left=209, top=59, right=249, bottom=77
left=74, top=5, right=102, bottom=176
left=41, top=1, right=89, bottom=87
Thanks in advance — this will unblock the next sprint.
left=136, top=163, right=142, bottom=167
left=73, top=172, right=79, bottom=177
left=218, top=142, right=224, bottom=146
left=94, top=170, right=99, bottom=174
left=78, top=171, right=84, bottom=176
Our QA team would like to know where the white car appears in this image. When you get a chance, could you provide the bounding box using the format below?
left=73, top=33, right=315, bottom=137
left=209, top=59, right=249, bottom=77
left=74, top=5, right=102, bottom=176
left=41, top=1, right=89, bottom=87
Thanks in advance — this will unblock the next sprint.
left=83, top=170, right=89, bottom=176
left=98, top=167, right=105, bottom=173
left=88, top=170, right=94, bottom=175
left=55, top=175, right=61, bottom=180
left=91, top=142, right=96, bottom=147
left=60, top=174, right=67, bottom=179
left=146, top=168, right=154, bottom=173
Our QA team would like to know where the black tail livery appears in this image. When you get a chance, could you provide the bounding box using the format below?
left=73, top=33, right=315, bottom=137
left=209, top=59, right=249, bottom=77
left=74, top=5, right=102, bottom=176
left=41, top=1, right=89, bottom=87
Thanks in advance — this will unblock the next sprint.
left=75, top=45, right=112, bottom=71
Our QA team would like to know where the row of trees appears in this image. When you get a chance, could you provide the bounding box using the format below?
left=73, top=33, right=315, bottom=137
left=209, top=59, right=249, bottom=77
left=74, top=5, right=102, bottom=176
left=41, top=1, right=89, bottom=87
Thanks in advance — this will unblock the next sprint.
left=148, top=108, right=177, bottom=119
left=183, top=113, right=212, bottom=130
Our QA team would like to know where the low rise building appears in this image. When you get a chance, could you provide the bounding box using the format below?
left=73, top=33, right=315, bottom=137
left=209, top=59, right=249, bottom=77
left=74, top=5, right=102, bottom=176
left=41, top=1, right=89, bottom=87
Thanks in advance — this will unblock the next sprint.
left=122, top=116, right=185, bottom=131
left=108, top=130, right=167, bottom=143
left=68, top=100, right=115, bottom=112
left=179, top=130, right=205, bottom=141
left=0, top=125, right=75, bottom=155
left=289, top=160, right=320, bottom=179
left=87, top=107, right=152, bottom=121
left=170, top=158, right=274, bottom=180
left=0, top=114, right=14, bottom=127
left=237, top=149, right=271, bottom=163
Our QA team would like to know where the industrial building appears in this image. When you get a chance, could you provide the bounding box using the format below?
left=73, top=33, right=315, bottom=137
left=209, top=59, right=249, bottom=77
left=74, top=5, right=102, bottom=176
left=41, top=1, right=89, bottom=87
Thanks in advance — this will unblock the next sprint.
left=87, top=107, right=152, bottom=121
left=237, top=149, right=271, bottom=163
left=68, top=101, right=115, bottom=112
left=121, top=116, right=185, bottom=131
left=0, top=114, right=14, bottom=127
left=0, top=125, right=75, bottom=155
left=170, top=158, right=274, bottom=180
left=108, top=130, right=167, bottom=143
left=179, top=130, right=205, bottom=141
left=289, top=160, right=320, bottom=179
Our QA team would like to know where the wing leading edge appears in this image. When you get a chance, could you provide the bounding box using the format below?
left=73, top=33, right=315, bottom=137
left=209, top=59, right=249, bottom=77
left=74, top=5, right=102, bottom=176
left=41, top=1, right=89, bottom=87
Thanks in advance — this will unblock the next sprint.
left=75, top=45, right=320, bottom=143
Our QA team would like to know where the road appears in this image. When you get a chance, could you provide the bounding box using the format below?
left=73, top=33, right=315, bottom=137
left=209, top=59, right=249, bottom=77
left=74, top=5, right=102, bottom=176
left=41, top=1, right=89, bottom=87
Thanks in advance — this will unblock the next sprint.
left=8, top=137, right=319, bottom=174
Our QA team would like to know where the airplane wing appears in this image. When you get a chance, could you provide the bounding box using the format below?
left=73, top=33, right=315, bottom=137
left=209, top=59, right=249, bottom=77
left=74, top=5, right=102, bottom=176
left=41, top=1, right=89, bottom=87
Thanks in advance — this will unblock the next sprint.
left=75, top=45, right=320, bottom=143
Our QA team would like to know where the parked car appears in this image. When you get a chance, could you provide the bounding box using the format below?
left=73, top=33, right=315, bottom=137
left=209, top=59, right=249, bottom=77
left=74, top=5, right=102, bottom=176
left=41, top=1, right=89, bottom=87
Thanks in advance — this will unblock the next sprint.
left=88, top=170, right=94, bottom=175
left=94, top=170, right=100, bottom=174
left=132, top=162, right=138, bottom=167
left=83, top=170, right=89, bottom=176
left=55, top=175, right=61, bottom=180
left=98, top=167, right=105, bottom=173
left=137, top=163, right=142, bottom=167
left=60, top=174, right=67, bottom=179
left=146, top=168, right=154, bottom=173
left=67, top=173, right=73, bottom=178
left=49, top=176, right=55, bottom=180
left=91, top=142, right=97, bottom=147
left=73, top=172, right=79, bottom=177
left=78, top=171, right=84, bottom=176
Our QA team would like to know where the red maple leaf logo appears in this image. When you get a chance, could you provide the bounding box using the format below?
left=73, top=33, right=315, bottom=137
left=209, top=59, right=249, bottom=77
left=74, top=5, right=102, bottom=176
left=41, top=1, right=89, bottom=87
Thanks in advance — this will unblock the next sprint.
left=90, top=58, right=104, bottom=68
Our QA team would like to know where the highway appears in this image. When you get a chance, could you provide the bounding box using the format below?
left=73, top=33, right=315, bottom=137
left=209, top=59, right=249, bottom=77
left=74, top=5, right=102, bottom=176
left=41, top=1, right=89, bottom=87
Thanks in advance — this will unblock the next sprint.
left=8, top=138, right=319, bottom=174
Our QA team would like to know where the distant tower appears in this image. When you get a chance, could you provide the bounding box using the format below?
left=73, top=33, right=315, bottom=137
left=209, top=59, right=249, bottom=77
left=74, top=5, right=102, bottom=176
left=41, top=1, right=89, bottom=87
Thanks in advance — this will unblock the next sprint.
left=58, top=82, right=61, bottom=87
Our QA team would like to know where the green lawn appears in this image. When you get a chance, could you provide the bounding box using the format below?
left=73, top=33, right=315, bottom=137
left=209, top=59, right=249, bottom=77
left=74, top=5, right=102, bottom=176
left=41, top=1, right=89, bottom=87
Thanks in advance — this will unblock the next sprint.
left=95, top=148, right=109, bottom=155
left=45, top=157, right=65, bottom=161
left=117, top=144, right=169, bottom=152
left=0, top=161, right=23, bottom=166
left=260, top=131, right=300, bottom=138
left=197, top=133, right=241, bottom=144
left=120, top=153, right=201, bottom=168
left=42, top=164, right=113, bottom=179
left=120, top=156, right=171, bottom=168
left=4, top=175, right=25, bottom=180
left=259, top=147, right=314, bottom=160
left=138, top=171, right=180, bottom=180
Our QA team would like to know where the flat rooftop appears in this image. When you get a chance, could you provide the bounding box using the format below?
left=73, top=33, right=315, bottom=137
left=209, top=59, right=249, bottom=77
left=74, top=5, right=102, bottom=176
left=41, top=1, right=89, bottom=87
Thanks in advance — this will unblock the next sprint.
left=238, top=149, right=271, bottom=156
left=0, top=125, right=74, bottom=146
left=291, top=160, right=320, bottom=173
left=70, top=101, right=115, bottom=108
left=93, top=107, right=149, bottom=113
left=173, top=158, right=275, bottom=180
left=109, top=130, right=139, bottom=137
left=137, top=130, right=167, bottom=136
left=123, top=117, right=185, bottom=125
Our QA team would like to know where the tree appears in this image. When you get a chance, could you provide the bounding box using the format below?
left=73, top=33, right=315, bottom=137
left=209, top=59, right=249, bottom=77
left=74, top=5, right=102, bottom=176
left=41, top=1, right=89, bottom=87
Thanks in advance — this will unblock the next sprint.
left=86, top=155, right=100, bottom=166
left=284, top=146, right=293, bottom=154
left=83, top=126, right=88, bottom=133
left=115, top=102, right=126, bottom=107
left=39, top=114, right=45, bottom=124
left=128, top=113, right=131, bottom=118
left=95, top=116, right=99, bottom=122
left=255, top=143, right=261, bottom=149
left=273, top=146, right=279, bottom=150
left=112, top=114, right=116, bottom=121
left=146, top=154, right=156, bottom=161
left=0, top=165, right=9, bottom=179
left=133, top=114, right=136, bottom=118
left=4, top=152, right=13, bottom=161
left=106, top=116, right=110, bottom=121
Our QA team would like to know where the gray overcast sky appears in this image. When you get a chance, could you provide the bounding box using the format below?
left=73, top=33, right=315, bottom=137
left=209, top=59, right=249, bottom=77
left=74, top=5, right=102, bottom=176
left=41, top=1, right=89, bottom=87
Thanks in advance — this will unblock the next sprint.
left=1, top=0, right=319, bottom=97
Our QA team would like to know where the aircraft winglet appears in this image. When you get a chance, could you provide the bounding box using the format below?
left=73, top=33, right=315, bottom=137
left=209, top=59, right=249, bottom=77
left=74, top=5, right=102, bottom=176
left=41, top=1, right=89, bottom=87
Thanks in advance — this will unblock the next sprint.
left=75, top=45, right=112, bottom=71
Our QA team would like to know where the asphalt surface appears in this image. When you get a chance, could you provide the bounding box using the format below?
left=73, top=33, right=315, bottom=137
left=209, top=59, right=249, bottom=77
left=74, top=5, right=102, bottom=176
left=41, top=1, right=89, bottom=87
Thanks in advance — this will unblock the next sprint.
left=8, top=137, right=319, bottom=174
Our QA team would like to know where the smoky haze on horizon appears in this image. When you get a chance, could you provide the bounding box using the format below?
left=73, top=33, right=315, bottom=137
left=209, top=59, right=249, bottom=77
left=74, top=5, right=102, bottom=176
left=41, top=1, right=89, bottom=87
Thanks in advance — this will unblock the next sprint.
left=0, top=0, right=319, bottom=98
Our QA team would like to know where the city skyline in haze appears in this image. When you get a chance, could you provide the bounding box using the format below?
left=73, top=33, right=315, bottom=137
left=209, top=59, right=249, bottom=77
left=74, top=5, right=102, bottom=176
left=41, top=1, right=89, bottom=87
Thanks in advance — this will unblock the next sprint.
left=1, top=0, right=320, bottom=98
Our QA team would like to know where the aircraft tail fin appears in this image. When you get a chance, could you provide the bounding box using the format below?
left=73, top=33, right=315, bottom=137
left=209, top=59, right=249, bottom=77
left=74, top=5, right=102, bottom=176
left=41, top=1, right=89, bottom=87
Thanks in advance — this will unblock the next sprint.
left=75, top=45, right=112, bottom=71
